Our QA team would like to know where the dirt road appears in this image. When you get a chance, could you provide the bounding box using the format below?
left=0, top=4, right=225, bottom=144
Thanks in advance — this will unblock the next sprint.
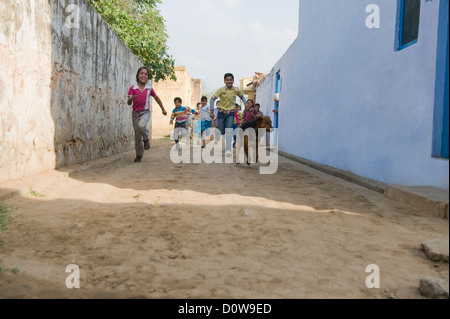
left=0, top=139, right=448, bottom=298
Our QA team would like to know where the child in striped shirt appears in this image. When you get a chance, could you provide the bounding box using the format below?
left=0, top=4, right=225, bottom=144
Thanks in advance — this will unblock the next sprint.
left=169, top=97, right=199, bottom=150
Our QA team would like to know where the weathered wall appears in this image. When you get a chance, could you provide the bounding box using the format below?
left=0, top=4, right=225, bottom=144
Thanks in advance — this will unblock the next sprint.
left=50, top=0, right=141, bottom=168
left=0, top=0, right=54, bottom=182
left=257, top=0, right=449, bottom=190
left=0, top=0, right=143, bottom=183
left=152, top=66, right=202, bottom=138
left=191, top=78, right=202, bottom=106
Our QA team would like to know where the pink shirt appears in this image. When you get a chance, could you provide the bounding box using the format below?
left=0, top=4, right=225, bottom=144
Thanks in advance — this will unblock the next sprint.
left=234, top=111, right=240, bottom=125
left=243, top=108, right=258, bottom=122
left=128, top=84, right=157, bottom=112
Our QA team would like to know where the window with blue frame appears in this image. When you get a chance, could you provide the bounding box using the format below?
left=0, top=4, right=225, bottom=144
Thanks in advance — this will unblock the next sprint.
left=397, top=0, right=421, bottom=50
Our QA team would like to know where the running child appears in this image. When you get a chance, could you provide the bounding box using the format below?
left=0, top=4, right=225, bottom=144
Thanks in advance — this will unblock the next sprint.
left=209, top=73, right=247, bottom=157
left=127, top=66, right=167, bottom=163
left=199, top=96, right=213, bottom=148
left=243, top=99, right=258, bottom=123
left=169, top=97, right=199, bottom=150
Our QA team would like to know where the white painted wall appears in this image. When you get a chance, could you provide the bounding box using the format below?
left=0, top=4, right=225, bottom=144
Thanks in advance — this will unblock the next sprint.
left=257, top=0, right=449, bottom=190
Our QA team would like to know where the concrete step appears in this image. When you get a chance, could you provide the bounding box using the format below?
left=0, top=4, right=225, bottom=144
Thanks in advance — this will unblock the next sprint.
left=278, top=152, right=448, bottom=219
left=385, top=185, right=449, bottom=220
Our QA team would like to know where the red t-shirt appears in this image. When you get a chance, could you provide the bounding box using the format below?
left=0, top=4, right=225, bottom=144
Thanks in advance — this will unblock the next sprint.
left=243, top=108, right=258, bottom=122
left=128, top=84, right=157, bottom=112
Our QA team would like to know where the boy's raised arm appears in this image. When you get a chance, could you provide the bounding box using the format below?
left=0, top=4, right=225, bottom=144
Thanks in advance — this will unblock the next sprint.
left=210, top=96, right=216, bottom=117
left=210, top=96, right=216, bottom=109
left=238, top=91, right=247, bottom=104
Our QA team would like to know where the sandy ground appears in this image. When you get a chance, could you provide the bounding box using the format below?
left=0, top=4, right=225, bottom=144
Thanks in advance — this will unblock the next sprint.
left=0, top=139, right=448, bottom=299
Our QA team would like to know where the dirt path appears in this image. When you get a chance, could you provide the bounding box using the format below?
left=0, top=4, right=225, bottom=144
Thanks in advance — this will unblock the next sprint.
left=0, top=139, right=448, bottom=299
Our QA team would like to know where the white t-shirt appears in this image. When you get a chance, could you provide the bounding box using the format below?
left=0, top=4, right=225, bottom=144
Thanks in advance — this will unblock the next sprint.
left=200, top=105, right=211, bottom=121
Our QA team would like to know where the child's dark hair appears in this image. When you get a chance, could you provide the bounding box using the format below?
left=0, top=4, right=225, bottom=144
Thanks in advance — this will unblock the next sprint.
left=136, top=67, right=150, bottom=83
left=174, top=97, right=182, bottom=104
left=201, top=96, right=208, bottom=102
left=224, top=73, right=234, bottom=80
left=255, top=103, right=260, bottom=107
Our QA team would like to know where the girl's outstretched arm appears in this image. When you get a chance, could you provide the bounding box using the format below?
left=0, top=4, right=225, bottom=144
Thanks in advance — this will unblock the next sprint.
left=154, top=95, right=167, bottom=115
left=127, top=95, right=137, bottom=106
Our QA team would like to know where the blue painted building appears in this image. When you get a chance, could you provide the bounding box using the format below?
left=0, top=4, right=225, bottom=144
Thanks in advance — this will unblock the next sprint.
left=257, top=0, right=449, bottom=190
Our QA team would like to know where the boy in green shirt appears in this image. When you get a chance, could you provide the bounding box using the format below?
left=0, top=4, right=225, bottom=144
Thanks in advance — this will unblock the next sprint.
left=210, top=73, right=247, bottom=157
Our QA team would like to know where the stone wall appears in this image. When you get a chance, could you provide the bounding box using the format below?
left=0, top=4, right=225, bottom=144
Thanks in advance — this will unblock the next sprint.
left=0, top=0, right=54, bottom=182
left=50, top=0, right=141, bottom=168
left=0, top=0, right=142, bottom=183
left=191, top=78, right=202, bottom=106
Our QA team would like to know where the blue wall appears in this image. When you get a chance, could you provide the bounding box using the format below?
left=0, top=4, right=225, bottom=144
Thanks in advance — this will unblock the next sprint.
left=257, top=0, right=449, bottom=190
left=432, top=0, right=449, bottom=159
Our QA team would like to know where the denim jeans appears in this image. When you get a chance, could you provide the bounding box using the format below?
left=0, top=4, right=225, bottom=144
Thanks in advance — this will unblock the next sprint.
left=217, top=111, right=235, bottom=152
left=232, top=123, right=238, bottom=147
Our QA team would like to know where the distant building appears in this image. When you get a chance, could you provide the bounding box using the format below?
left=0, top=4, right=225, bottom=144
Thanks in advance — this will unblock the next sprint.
left=240, top=77, right=254, bottom=100
left=152, top=66, right=202, bottom=138
left=240, top=72, right=267, bottom=101
left=256, top=0, right=449, bottom=190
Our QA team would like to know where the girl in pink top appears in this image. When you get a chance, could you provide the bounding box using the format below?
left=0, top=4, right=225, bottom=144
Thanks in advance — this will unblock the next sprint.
left=242, top=99, right=258, bottom=123
left=127, top=67, right=167, bottom=162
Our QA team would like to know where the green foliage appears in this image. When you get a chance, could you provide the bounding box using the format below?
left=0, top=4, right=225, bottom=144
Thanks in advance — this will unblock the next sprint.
left=88, top=0, right=176, bottom=82
left=0, top=203, right=13, bottom=232
left=0, top=202, right=13, bottom=231
left=28, top=186, right=45, bottom=197
left=0, top=202, right=15, bottom=248
left=154, top=134, right=171, bottom=141
left=0, top=266, right=20, bottom=274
